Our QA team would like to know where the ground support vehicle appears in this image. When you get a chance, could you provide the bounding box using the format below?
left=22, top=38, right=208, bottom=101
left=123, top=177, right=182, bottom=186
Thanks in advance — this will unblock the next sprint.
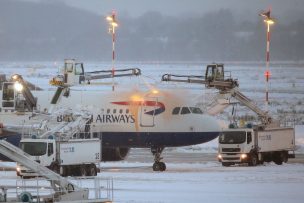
left=217, top=127, right=295, bottom=166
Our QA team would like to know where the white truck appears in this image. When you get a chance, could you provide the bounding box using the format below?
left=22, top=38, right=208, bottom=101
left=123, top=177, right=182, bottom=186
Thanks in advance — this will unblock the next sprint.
left=17, top=138, right=101, bottom=177
left=217, top=126, right=295, bottom=166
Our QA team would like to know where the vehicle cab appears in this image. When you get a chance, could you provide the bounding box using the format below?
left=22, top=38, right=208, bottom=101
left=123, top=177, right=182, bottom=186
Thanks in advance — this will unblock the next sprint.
left=217, top=127, right=255, bottom=166
left=50, top=59, right=85, bottom=87
left=17, top=138, right=56, bottom=177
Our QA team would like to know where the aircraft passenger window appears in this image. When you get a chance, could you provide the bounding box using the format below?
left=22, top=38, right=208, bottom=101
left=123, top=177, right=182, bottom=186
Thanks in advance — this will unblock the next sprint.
left=113, top=109, right=117, bottom=114
left=172, top=107, right=180, bottom=115
left=190, top=107, right=203, bottom=114
left=126, top=109, right=129, bottom=114
left=181, top=107, right=191, bottom=115
left=119, top=109, right=123, bottom=114
left=107, top=109, right=111, bottom=114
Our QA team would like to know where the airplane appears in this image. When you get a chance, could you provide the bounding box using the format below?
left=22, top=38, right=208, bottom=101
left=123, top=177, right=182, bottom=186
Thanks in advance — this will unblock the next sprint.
left=0, top=60, right=221, bottom=171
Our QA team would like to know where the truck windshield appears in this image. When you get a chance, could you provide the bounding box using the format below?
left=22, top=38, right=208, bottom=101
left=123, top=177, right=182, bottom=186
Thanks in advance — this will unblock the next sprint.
left=219, top=131, right=246, bottom=144
left=20, top=142, right=47, bottom=156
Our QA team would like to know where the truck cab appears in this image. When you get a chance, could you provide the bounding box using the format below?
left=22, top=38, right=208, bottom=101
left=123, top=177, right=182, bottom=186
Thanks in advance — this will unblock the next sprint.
left=50, top=59, right=85, bottom=87
left=217, top=128, right=256, bottom=166
left=17, top=138, right=56, bottom=177
left=17, top=138, right=59, bottom=176
left=218, top=126, right=295, bottom=167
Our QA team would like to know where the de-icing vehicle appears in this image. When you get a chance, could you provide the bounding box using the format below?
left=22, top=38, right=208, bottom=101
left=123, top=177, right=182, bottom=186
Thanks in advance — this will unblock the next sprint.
left=162, top=63, right=295, bottom=166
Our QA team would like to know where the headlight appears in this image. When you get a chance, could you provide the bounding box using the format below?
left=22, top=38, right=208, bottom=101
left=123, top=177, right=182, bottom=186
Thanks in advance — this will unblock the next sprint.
left=16, top=167, right=21, bottom=172
left=240, top=154, right=247, bottom=159
left=217, top=154, right=222, bottom=159
left=14, top=82, right=23, bottom=92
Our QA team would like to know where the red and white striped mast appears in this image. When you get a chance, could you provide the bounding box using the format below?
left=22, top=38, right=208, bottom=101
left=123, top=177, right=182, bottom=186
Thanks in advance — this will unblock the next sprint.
left=259, top=9, right=275, bottom=112
left=106, top=11, right=118, bottom=91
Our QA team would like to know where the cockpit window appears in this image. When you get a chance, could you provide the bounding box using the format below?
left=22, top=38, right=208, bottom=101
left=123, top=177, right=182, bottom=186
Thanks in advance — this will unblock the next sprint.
left=190, top=107, right=203, bottom=114
left=181, top=107, right=191, bottom=115
left=172, top=107, right=180, bottom=115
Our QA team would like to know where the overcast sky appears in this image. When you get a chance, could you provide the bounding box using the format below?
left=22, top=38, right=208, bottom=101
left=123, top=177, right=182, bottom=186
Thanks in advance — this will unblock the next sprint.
left=24, top=0, right=304, bottom=20
left=61, top=0, right=304, bottom=17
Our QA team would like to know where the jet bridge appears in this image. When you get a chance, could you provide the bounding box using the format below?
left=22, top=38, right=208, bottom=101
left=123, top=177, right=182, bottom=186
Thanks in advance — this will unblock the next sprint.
left=161, top=63, right=273, bottom=126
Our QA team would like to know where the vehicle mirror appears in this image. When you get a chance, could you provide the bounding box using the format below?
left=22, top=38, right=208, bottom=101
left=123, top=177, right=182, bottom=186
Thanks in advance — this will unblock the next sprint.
left=48, top=143, right=53, bottom=156
left=247, top=132, right=252, bottom=144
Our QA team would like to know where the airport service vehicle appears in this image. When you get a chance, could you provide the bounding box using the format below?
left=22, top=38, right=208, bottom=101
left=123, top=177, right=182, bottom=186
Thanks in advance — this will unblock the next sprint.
left=0, top=59, right=221, bottom=171
left=217, top=126, right=295, bottom=166
left=0, top=139, right=113, bottom=202
left=17, top=138, right=101, bottom=177
left=162, top=63, right=296, bottom=167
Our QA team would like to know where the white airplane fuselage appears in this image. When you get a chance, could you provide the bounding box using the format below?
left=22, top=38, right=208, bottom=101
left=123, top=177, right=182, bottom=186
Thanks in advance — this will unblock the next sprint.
left=0, top=87, right=220, bottom=149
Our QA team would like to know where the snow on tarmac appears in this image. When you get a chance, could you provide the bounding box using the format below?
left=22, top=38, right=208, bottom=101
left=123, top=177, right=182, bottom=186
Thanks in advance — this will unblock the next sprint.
left=2, top=162, right=303, bottom=203
left=98, top=162, right=304, bottom=203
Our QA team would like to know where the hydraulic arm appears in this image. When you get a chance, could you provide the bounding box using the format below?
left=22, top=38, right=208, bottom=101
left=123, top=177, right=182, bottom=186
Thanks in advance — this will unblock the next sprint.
left=162, top=63, right=273, bottom=125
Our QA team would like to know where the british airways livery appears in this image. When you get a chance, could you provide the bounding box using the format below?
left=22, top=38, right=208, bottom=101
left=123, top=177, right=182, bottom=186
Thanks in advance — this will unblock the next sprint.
left=0, top=60, right=220, bottom=171
left=1, top=88, right=220, bottom=171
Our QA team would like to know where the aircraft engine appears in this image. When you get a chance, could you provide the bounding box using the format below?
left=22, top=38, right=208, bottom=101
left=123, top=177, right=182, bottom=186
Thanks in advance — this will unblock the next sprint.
left=101, top=147, right=130, bottom=161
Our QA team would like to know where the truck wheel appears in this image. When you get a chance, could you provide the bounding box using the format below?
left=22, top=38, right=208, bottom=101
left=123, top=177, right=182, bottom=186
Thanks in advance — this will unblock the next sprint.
left=249, top=154, right=258, bottom=166
left=274, top=160, right=283, bottom=165
left=282, top=152, right=288, bottom=163
left=87, top=164, right=97, bottom=176
left=273, top=152, right=283, bottom=165
left=62, top=166, right=69, bottom=177
left=79, top=165, right=87, bottom=176
left=50, top=163, right=59, bottom=174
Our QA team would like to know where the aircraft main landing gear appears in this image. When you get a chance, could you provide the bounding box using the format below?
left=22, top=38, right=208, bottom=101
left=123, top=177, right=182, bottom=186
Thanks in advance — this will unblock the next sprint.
left=151, top=147, right=166, bottom=171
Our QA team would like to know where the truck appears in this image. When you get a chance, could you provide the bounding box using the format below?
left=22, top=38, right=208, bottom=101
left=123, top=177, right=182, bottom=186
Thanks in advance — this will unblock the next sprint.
left=17, top=138, right=101, bottom=177
left=217, top=126, right=295, bottom=166
left=161, top=63, right=296, bottom=167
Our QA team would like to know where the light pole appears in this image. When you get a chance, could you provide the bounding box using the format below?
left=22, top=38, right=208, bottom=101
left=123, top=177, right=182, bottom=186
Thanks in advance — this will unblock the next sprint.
left=106, top=12, right=118, bottom=91
left=259, top=9, right=275, bottom=112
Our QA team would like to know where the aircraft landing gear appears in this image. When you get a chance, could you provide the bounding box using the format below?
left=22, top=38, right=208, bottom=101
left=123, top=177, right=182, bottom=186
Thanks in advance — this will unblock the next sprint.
left=151, top=147, right=166, bottom=171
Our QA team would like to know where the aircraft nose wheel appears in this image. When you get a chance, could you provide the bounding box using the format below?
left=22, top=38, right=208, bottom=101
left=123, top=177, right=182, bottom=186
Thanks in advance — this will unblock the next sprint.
left=151, top=147, right=166, bottom=171
left=153, top=162, right=166, bottom=171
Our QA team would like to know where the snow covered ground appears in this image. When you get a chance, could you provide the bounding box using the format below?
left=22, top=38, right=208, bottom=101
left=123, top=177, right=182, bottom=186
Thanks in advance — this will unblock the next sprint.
left=100, top=162, right=304, bottom=203
left=1, top=161, right=304, bottom=203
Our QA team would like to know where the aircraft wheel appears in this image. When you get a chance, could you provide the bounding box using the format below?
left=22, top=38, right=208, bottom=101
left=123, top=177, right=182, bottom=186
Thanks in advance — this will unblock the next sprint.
left=153, top=162, right=160, bottom=171
left=153, top=162, right=166, bottom=171
left=159, top=162, right=166, bottom=171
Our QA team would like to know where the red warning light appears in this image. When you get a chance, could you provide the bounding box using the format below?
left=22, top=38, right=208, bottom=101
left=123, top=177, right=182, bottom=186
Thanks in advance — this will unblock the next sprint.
left=264, top=70, right=271, bottom=77
left=264, top=70, right=271, bottom=81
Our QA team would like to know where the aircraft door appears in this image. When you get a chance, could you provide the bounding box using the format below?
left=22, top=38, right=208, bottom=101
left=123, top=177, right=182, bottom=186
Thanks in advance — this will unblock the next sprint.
left=140, top=97, right=157, bottom=127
